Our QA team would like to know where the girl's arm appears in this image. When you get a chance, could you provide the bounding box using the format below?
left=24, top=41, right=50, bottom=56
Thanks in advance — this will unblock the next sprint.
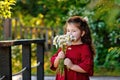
left=54, top=56, right=60, bottom=68
left=70, top=64, right=87, bottom=73
left=64, top=58, right=87, bottom=73
left=54, top=51, right=65, bottom=68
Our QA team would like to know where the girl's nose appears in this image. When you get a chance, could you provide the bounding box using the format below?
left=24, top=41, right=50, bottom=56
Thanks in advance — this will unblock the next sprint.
left=67, top=32, right=72, bottom=35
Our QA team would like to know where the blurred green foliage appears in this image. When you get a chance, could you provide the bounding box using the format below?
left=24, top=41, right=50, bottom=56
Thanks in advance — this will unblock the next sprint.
left=0, top=0, right=120, bottom=76
left=0, top=0, right=16, bottom=18
left=104, top=47, right=120, bottom=70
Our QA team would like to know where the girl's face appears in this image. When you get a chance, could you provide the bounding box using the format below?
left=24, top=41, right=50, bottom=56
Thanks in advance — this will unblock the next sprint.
left=66, top=23, right=84, bottom=44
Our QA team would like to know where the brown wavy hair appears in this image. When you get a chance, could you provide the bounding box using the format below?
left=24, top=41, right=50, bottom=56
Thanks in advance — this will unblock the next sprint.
left=64, top=16, right=95, bottom=55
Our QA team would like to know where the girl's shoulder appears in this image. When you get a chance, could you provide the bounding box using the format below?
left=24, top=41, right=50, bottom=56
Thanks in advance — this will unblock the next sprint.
left=80, top=44, right=90, bottom=50
left=81, top=43, right=89, bottom=47
left=70, top=44, right=90, bottom=51
left=71, top=43, right=88, bottom=48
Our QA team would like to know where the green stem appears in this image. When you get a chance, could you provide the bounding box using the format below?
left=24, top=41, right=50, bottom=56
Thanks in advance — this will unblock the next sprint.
left=57, top=45, right=67, bottom=75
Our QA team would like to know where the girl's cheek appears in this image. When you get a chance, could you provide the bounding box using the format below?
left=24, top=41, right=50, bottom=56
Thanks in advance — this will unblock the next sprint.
left=72, top=33, right=77, bottom=37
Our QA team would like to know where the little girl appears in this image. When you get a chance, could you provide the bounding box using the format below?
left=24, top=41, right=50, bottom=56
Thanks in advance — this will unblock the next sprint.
left=50, top=16, right=95, bottom=80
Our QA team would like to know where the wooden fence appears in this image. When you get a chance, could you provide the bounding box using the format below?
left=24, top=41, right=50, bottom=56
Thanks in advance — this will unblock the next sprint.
left=0, top=39, right=45, bottom=80
left=0, top=18, right=61, bottom=50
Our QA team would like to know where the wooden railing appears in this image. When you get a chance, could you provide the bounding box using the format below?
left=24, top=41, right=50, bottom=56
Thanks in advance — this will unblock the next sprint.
left=0, top=39, right=45, bottom=80
left=0, top=18, right=61, bottom=50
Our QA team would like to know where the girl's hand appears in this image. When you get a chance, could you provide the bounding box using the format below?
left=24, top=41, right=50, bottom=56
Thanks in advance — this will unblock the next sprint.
left=64, top=58, right=73, bottom=69
left=57, top=51, right=65, bottom=59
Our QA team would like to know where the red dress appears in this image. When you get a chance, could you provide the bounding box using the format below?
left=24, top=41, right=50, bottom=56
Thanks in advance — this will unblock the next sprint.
left=50, top=44, right=94, bottom=80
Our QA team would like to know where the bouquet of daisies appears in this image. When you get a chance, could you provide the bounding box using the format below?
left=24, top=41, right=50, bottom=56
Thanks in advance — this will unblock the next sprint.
left=53, top=34, right=76, bottom=75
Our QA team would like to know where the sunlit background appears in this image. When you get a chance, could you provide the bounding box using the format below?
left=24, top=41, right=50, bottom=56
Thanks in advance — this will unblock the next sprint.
left=0, top=0, right=120, bottom=78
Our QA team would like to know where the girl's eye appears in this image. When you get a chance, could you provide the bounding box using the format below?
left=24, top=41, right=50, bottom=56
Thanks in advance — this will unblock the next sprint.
left=67, top=30, right=70, bottom=32
left=73, top=31, right=76, bottom=32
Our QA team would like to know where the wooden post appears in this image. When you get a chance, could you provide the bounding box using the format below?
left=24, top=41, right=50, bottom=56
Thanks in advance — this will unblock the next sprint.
left=14, top=18, right=18, bottom=39
left=3, top=18, right=12, bottom=40
left=45, top=30, right=48, bottom=50
left=22, top=44, right=31, bottom=80
left=0, top=47, right=12, bottom=80
left=37, top=43, right=44, bottom=80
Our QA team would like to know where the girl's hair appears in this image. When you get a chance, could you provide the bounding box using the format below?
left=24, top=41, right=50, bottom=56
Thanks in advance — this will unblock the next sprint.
left=64, top=16, right=95, bottom=55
